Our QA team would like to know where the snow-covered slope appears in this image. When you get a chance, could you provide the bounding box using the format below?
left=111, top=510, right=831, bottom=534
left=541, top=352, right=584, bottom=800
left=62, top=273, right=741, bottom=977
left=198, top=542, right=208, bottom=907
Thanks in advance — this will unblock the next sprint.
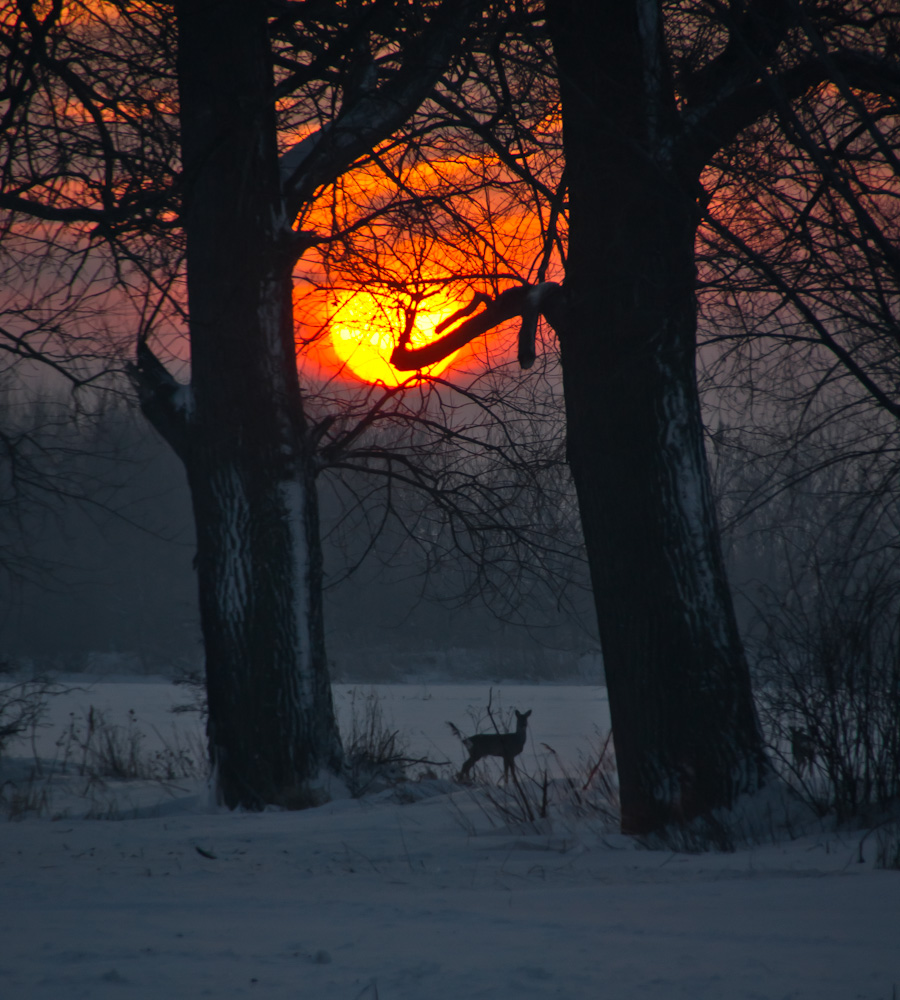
left=1, top=678, right=897, bottom=999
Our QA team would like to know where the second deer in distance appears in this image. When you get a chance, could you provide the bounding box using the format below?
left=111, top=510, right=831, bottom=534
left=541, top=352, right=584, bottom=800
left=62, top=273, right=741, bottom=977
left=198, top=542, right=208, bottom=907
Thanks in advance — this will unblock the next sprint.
left=451, top=708, right=532, bottom=782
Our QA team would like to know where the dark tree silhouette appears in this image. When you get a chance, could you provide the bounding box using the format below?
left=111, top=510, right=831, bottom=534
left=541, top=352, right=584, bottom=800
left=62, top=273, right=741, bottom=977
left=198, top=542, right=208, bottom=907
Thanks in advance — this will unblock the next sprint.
left=133, top=0, right=486, bottom=808
left=393, top=0, right=899, bottom=832
left=2, top=0, right=484, bottom=808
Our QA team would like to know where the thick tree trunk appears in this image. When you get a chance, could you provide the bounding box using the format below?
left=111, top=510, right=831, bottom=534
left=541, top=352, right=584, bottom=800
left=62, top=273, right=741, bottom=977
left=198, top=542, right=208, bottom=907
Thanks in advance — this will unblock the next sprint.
left=549, top=0, right=768, bottom=833
left=167, top=0, right=342, bottom=808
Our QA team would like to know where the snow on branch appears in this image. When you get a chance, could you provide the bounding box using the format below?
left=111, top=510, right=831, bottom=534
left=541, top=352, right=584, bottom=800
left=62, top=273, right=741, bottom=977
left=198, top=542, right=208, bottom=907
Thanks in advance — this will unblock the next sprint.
left=389, top=282, right=561, bottom=372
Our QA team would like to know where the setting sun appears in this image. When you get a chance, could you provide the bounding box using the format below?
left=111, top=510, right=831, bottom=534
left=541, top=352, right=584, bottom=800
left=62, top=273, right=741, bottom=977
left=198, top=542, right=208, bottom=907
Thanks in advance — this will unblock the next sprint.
left=291, top=138, right=561, bottom=387
left=319, top=289, right=464, bottom=386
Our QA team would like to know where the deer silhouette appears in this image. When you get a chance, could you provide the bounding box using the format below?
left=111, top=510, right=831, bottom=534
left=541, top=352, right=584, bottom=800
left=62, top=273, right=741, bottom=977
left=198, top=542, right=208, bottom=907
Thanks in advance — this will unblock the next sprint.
left=449, top=709, right=532, bottom=782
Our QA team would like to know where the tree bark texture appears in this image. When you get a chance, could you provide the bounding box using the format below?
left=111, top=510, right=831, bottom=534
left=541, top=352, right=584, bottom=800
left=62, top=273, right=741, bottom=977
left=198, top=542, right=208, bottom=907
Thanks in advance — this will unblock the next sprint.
left=549, top=0, right=769, bottom=833
left=169, top=0, right=342, bottom=808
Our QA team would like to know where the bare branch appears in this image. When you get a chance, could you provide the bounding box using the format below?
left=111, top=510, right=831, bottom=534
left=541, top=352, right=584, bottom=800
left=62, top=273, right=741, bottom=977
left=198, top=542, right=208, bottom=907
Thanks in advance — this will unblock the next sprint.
left=389, top=282, right=561, bottom=371
left=280, top=0, right=479, bottom=219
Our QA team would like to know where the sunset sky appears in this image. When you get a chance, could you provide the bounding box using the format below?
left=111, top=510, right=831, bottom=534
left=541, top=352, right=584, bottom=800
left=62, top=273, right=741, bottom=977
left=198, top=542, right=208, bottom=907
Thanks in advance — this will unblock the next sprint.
left=289, top=128, right=563, bottom=386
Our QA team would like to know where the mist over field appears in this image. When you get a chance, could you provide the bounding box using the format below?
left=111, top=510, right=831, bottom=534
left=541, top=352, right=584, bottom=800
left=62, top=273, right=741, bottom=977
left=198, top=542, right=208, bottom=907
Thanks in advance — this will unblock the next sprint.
left=0, top=406, right=601, bottom=683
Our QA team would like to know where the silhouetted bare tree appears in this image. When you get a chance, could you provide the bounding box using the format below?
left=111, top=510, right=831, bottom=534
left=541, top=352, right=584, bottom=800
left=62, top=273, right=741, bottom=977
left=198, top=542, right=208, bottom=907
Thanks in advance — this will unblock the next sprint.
left=393, top=1, right=899, bottom=832
left=2, top=0, right=580, bottom=809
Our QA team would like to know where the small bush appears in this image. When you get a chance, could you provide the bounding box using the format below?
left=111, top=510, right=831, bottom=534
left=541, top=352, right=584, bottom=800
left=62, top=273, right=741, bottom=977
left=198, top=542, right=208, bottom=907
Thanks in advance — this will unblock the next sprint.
left=462, top=729, right=619, bottom=835
left=56, top=705, right=207, bottom=782
left=0, top=669, right=55, bottom=761
left=753, top=562, right=900, bottom=823
left=874, top=821, right=900, bottom=871
left=341, top=688, right=419, bottom=796
left=0, top=768, right=52, bottom=819
left=170, top=667, right=208, bottom=719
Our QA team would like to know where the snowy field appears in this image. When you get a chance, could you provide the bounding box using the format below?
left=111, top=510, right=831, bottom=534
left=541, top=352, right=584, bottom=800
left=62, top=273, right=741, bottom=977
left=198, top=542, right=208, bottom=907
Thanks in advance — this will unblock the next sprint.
left=3, top=678, right=610, bottom=772
left=1, top=676, right=899, bottom=999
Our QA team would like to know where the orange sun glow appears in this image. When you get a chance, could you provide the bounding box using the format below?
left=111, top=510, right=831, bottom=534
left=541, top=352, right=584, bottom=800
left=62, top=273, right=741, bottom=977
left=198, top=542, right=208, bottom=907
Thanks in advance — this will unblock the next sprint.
left=324, top=289, right=463, bottom=386
left=292, top=135, right=563, bottom=387
left=295, top=273, right=483, bottom=387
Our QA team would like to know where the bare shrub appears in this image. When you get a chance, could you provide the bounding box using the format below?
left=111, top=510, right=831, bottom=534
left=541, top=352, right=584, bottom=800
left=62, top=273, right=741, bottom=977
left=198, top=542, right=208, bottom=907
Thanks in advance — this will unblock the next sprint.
left=753, top=561, right=900, bottom=823
left=0, top=768, right=52, bottom=819
left=341, top=688, right=446, bottom=797
left=874, top=822, right=900, bottom=871
left=461, top=728, right=619, bottom=835
left=343, top=689, right=408, bottom=795
left=0, top=669, right=57, bottom=762
left=1, top=684, right=209, bottom=819
left=170, top=667, right=208, bottom=719
left=56, top=706, right=207, bottom=782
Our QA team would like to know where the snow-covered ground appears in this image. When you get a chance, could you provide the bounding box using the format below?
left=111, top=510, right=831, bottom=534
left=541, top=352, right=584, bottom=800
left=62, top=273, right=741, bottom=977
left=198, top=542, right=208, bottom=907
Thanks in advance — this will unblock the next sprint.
left=1, top=676, right=898, bottom=999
